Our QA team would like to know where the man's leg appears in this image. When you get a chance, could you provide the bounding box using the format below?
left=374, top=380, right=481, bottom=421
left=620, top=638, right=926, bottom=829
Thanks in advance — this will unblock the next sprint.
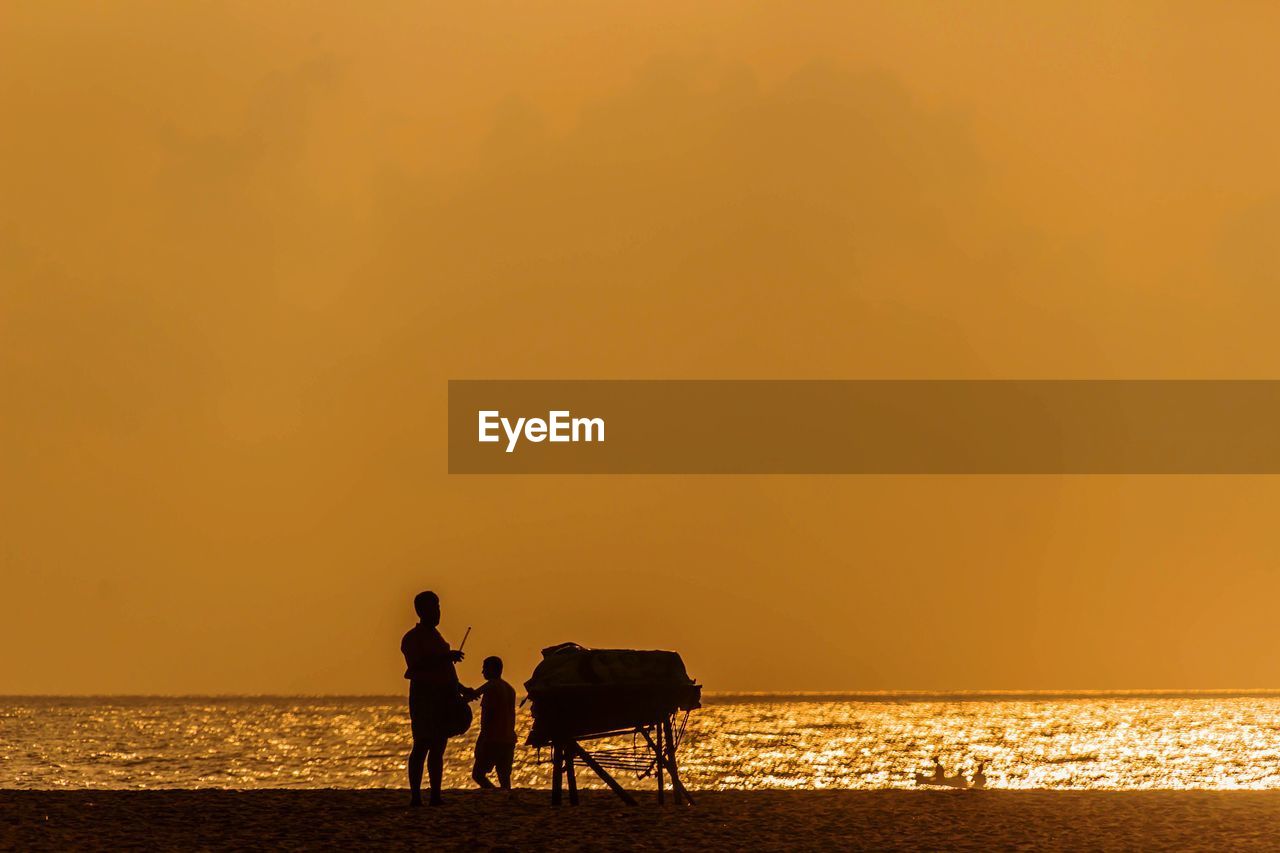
left=408, top=741, right=427, bottom=806
left=426, top=737, right=447, bottom=805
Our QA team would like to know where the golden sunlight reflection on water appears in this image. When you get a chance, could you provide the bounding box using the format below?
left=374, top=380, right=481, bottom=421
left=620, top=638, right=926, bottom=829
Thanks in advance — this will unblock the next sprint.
left=5, top=696, right=1280, bottom=790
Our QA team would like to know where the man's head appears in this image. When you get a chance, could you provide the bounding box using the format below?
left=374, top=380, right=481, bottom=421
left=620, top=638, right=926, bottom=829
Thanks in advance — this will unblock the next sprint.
left=482, top=656, right=503, bottom=680
left=414, top=591, right=440, bottom=626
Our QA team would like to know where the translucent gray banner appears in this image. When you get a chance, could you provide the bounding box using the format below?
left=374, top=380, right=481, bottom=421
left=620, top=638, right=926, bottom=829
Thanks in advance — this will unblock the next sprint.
left=448, top=380, right=1280, bottom=474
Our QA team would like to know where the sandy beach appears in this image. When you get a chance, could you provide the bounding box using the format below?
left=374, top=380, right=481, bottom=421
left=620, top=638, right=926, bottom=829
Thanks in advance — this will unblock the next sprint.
left=3, top=789, right=1279, bottom=851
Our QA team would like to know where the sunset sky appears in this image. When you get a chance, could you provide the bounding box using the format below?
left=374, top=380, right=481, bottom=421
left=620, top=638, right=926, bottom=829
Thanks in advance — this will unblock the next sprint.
left=4, top=1, right=1280, bottom=694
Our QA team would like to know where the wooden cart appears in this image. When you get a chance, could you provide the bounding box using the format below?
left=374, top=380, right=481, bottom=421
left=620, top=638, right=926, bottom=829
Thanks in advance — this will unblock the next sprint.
left=524, top=645, right=701, bottom=806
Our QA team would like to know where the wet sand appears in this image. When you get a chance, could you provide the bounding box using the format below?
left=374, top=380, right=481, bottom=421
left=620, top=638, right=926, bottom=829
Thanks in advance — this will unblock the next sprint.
left=4, top=789, right=1278, bottom=851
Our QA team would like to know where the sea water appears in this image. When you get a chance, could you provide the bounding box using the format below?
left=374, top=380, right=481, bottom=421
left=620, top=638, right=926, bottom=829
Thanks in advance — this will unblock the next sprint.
left=4, top=693, right=1280, bottom=790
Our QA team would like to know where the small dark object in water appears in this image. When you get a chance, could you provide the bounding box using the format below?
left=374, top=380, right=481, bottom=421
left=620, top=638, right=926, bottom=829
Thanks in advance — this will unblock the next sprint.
left=913, top=771, right=971, bottom=788
left=971, top=761, right=988, bottom=789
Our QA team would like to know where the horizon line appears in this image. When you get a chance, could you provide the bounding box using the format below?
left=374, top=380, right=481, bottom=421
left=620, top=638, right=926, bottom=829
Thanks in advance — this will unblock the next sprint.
left=8, top=688, right=1280, bottom=703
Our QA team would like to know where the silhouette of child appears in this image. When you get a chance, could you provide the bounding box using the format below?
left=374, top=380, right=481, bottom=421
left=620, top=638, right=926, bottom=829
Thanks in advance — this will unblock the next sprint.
left=465, top=656, right=517, bottom=790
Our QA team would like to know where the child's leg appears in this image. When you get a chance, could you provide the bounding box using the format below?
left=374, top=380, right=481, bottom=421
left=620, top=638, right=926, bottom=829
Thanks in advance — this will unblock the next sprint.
left=496, top=742, right=514, bottom=790
left=472, top=742, right=496, bottom=788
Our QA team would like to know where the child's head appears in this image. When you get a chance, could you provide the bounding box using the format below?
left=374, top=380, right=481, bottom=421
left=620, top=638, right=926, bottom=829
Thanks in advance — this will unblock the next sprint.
left=482, top=656, right=503, bottom=680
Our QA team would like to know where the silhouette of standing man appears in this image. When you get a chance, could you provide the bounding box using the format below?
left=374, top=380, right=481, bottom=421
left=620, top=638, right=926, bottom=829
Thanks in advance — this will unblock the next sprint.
left=401, top=591, right=464, bottom=806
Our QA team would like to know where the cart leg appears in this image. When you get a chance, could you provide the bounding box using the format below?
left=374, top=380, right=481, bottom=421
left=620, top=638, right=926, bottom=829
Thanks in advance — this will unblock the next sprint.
left=565, top=747, right=579, bottom=805
left=662, top=717, right=694, bottom=806
left=571, top=742, right=638, bottom=806
left=654, top=722, right=665, bottom=804
left=551, top=744, right=563, bottom=806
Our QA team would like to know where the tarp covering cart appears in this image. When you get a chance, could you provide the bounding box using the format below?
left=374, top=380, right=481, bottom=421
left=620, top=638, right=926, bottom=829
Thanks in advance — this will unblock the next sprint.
left=524, top=643, right=701, bottom=805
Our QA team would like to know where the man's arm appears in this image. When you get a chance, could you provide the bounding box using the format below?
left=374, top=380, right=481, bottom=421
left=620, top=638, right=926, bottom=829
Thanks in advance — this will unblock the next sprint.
left=402, top=634, right=465, bottom=677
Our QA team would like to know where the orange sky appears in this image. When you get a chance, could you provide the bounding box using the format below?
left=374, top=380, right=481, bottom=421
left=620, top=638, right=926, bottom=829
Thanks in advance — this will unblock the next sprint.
left=4, top=1, right=1280, bottom=693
